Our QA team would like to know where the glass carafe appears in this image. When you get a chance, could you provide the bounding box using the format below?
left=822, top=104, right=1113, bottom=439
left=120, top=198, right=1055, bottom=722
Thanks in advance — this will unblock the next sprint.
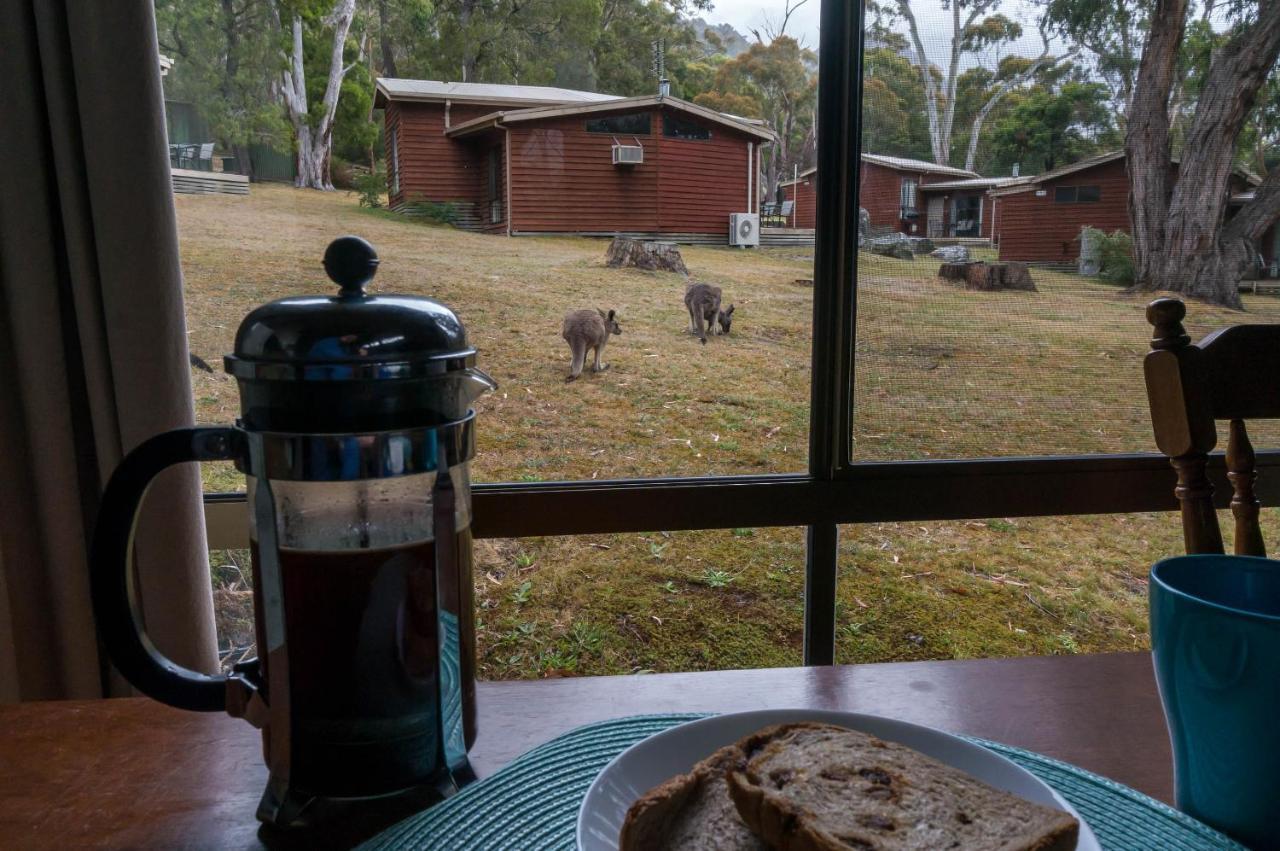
left=90, top=237, right=493, bottom=826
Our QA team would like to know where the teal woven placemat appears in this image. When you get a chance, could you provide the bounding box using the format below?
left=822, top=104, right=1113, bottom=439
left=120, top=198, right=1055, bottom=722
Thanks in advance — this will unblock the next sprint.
left=360, top=714, right=1243, bottom=851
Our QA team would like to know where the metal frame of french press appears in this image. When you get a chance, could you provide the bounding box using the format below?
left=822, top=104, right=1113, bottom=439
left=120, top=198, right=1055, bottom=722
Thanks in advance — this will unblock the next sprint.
left=203, top=0, right=1280, bottom=669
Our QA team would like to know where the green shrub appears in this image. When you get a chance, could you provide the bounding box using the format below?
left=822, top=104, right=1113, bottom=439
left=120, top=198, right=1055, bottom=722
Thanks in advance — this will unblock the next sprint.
left=351, top=163, right=386, bottom=208
left=1086, top=227, right=1135, bottom=287
left=401, top=195, right=462, bottom=226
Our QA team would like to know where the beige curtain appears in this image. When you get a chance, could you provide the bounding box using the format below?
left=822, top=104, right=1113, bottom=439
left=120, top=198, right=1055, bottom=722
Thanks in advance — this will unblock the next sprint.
left=0, top=1, right=218, bottom=701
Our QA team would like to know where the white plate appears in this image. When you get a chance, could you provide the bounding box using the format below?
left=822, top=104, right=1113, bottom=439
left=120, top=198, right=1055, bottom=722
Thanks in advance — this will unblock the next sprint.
left=577, top=709, right=1100, bottom=851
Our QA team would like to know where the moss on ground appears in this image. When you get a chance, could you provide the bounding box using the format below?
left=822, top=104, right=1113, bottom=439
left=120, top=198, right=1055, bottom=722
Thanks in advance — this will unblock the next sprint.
left=184, top=185, right=1280, bottom=679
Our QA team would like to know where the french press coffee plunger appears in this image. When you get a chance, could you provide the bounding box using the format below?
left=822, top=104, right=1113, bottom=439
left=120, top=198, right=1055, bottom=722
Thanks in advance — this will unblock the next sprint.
left=90, top=236, right=494, bottom=825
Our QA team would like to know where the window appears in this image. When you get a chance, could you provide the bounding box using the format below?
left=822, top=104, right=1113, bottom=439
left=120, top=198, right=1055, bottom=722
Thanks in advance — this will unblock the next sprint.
left=164, top=0, right=1278, bottom=677
left=1055, top=185, right=1101, bottom=203
left=585, top=113, right=651, bottom=135
left=390, top=126, right=399, bottom=196
left=951, top=195, right=981, bottom=237
left=663, top=114, right=711, bottom=141
left=900, top=178, right=918, bottom=214
left=487, top=148, right=500, bottom=223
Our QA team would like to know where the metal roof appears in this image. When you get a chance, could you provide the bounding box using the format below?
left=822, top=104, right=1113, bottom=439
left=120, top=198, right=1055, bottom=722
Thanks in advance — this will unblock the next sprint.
left=919, top=176, right=1019, bottom=191
left=860, top=153, right=978, bottom=178
left=374, top=78, right=620, bottom=108
left=445, top=94, right=777, bottom=143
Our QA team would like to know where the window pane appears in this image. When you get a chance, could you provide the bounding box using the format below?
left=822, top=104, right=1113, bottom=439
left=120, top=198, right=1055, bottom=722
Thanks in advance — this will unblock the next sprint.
left=833, top=512, right=1280, bottom=663
left=662, top=113, right=712, bottom=141
left=208, top=528, right=805, bottom=677
left=856, top=0, right=1280, bottom=460
left=585, top=113, right=652, bottom=135
left=165, top=12, right=818, bottom=489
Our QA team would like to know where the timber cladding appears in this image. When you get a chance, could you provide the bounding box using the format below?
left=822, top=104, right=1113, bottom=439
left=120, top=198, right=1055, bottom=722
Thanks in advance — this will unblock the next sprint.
left=994, top=157, right=1131, bottom=262
left=859, top=161, right=929, bottom=235
left=387, top=100, right=497, bottom=211
left=506, top=109, right=757, bottom=236
left=783, top=177, right=817, bottom=229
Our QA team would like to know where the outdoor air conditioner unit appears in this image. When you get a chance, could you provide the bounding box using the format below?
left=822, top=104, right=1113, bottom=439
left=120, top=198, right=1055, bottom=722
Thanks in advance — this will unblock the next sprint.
left=612, top=143, right=644, bottom=165
left=729, top=212, right=760, bottom=247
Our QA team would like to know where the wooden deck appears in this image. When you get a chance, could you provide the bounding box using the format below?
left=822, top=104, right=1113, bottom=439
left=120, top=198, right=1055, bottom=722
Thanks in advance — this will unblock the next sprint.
left=170, top=167, right=249, bottom=196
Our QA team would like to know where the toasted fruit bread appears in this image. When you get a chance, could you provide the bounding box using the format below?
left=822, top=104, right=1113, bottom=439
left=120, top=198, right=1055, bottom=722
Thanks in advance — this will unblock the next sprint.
left=620, top=740, right=768, bottom=851
left=726, top=723, right=1079, bottom=851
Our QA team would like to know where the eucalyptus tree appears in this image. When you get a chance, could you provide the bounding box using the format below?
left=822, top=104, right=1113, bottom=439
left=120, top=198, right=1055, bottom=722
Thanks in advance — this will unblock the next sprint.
left=1125, top=0, right=1280, bottom=306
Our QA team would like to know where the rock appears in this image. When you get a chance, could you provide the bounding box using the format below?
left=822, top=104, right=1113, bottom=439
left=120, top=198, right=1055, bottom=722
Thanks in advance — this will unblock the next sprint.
left=930, top=245, right=970, bottom=263
left=872, top=242, right=915, bottom=261
left=911, top=238, right=936, bottom=254
left=605, top=238, right=688, bottom=275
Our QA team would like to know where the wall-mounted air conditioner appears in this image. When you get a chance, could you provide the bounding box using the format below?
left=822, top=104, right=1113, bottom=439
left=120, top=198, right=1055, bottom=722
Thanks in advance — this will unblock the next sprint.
left=612, top=138, right=644, bottom=165
left=729, top=213, right=759, bottom=247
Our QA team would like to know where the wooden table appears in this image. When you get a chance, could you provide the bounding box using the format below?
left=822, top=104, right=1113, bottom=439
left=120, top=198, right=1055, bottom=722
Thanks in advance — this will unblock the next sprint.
left=0, top=652, right=1170, bottom=850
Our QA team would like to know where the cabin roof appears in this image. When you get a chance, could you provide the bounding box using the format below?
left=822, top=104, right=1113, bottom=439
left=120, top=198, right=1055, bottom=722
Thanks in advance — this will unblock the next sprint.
left=861, top=153, right=978, bottom=178
left=780, top=155, right=981, bottom=187
left=991, top=150, right=1263, bottom=197
left=444, top=94, right=777, bottom=143
left=920, top=176, right=1019, bottom=191
left=374, top=78, right=620, bottom=109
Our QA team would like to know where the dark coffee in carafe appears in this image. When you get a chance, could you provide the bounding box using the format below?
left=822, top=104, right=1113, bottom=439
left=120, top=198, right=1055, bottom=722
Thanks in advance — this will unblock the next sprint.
left=251, top=532, right=477, bottom=797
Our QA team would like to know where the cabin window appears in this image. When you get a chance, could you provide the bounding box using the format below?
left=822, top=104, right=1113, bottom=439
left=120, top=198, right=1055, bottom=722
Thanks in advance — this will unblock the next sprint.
left=390, top=126, right=400, bottom=196
left=487, top=149, right=500, bottom=223
left=899, top=178, right=918, bottom=214
left=585, top=113, right=651, bottom=135
left=1054, top=185, right=1101, bottom=203
left=663, top=114, right=712, bottom=141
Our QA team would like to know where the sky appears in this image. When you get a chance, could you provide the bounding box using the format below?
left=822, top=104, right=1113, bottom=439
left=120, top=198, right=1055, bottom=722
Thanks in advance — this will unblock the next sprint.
left=700, top=0, right=1067, bottom=71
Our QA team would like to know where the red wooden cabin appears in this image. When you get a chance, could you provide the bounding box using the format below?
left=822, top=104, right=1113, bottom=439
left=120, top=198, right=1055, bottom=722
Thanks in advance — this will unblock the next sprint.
left=779, top=155, right=992, bottom=236
left=375, top=79, right=774, bottom=240
left=991, top=151, right=1276, bottom=271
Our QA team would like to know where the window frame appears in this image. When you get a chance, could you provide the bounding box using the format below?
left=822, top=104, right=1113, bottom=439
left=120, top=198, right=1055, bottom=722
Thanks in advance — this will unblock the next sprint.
left=202, top=0, right=1234, bottom=668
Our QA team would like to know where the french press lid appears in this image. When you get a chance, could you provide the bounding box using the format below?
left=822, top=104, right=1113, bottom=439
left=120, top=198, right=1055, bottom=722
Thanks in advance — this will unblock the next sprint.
left=224, top=236, right=488, bottom=433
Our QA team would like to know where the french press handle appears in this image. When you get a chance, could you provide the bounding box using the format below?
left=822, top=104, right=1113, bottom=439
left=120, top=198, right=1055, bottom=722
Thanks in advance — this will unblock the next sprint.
left=90, top=427, right=246, bottom=711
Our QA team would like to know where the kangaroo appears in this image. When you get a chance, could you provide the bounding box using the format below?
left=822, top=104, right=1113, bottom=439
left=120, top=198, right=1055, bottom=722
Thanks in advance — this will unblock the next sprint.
left=684, top=282, right=734, bottom=344
left=562, top=308, right=622, bottom=381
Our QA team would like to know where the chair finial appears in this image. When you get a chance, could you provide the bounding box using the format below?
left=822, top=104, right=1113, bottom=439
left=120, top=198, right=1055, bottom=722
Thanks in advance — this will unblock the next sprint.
left=1147, top=298, right=1190, bottom=350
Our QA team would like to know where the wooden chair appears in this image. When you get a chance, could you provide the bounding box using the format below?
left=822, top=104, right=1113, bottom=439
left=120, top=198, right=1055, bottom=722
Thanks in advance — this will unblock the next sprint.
left=1144, top=297, right=1280, bottom=556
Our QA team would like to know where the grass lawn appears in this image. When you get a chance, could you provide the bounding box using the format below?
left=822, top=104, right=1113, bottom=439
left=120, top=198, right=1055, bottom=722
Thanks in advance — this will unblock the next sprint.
left=179, top=183, right=1280, bottom=679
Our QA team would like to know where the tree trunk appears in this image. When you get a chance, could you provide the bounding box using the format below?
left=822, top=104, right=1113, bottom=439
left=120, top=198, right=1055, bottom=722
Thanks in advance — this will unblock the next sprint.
left=963, top=42, right=1078, bottom=172
left=1125, top=0, right=1186, bottom=288
left=1128, top=0, right=1280, bottom=308
left=278, top=0, right=358, bottom=191
left=378, top=0, right=398, bottom=78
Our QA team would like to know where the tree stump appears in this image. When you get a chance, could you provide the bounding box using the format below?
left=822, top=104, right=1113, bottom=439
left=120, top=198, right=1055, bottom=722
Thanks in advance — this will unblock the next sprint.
left=938, top=261, right=1037, bottom=292
left=605, top=238, right=688, bottom=275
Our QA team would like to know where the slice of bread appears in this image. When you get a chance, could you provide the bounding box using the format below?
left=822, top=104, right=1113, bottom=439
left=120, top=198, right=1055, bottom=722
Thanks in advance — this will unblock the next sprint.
left=726, top=723, right=1079, bottom=851
left=619, top=740, right=768, bottom=851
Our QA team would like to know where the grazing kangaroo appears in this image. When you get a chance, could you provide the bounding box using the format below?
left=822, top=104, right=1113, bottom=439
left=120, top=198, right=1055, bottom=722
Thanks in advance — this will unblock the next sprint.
left=684, top=283, right=734, bottom=344
left=562, top=308, right=622, bottom=381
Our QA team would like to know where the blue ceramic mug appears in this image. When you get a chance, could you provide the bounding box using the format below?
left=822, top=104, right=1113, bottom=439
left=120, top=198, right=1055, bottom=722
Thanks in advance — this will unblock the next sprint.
left=1150, top=554, right=1280, bottom=850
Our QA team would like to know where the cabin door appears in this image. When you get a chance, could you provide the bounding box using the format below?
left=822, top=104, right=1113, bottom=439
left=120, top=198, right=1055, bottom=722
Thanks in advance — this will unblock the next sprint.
left=926, top=196, right=944, bottom=238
